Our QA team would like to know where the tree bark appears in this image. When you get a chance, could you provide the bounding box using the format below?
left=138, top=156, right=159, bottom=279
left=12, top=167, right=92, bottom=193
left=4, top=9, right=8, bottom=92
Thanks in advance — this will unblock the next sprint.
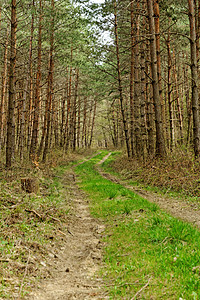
left=114, top=0, right=130, bottom=157
left=73, top=69, right=79, bottom=151
left=130, top=0, right=134, bottom=157
left=188, top=0, right=200, bottom=157
left=166, top=25, right=174, bottom=151
left=42, top=0, right=54, bottom=162
left=0, top=25, right=9, bottom=150
left=30, top=0, right=42, bottom=160
left=27, top=1, right=34, bottom=151
left=146, top=0, right=166, bottom=157
left=6, top=0, right=17, bottom=168
left=89, top=97, right=97, bottom=147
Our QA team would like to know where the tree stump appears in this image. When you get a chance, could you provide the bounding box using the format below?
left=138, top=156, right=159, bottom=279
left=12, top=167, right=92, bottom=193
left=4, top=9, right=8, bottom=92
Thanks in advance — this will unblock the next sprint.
left=21, top=178, right=39, bottom=193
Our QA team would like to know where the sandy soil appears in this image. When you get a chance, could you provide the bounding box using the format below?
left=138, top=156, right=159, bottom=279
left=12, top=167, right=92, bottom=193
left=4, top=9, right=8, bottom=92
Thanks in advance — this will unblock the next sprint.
left=28, top=171, right=107, bottom=300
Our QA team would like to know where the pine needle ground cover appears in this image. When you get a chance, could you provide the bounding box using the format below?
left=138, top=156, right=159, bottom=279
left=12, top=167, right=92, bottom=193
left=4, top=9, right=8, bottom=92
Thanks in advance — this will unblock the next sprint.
left=108, top=151, right=200, bottom=200
left=75, top=151, right=200, bottom=299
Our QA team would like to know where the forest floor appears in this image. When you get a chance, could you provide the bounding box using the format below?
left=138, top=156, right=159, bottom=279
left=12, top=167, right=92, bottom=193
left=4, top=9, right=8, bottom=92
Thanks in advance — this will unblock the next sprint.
left=1, top=150, right=200, bottom=298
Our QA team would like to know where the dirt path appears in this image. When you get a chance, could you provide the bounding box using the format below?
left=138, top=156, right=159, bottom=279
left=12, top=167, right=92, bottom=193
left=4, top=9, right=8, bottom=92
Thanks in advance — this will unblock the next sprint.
left=28, top=171, right=106, bottom=300
left=97, top=154, right=200, bottom=229
left=27, top=151, right=200, bottom=300
left=97, top=153, right=112, bottom=165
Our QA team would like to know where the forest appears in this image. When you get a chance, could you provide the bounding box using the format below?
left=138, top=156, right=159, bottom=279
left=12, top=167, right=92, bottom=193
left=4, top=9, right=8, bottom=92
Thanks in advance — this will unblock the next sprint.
left=1, top=0, right=199, bottom=165
left=1, top=0, right=200, bottom=299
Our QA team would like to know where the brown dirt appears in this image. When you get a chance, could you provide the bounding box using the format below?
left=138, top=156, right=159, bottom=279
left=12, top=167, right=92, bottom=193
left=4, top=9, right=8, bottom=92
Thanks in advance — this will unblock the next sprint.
left=27, top=171, right=107, bottom=300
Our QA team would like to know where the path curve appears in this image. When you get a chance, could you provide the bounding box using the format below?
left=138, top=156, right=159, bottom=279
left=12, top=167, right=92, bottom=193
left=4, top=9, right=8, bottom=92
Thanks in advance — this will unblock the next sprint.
left=97, top=153, right=200, bottom=229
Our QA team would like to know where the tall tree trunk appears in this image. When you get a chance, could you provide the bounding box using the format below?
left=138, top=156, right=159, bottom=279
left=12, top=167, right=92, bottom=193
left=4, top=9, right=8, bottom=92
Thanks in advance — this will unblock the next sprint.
left=153, top=0, right=165, bottom=134
left=43, top=0, right=54, bottom=162
left=6, top=0, right=17, bottom=168
left=89, top=97, right=97, bottom=147
left=146, top=62, right=154, bottom=156
left=146, top=0, right=166, bottom=156
left=73, top=69, right=79, bottom=151
left=172, top=50, right=184, bottom=144
left=112, top=102, right=118, bottom=147
left=77, top=95, right=81, bottom=148
left=134, top=0, right=141, bottom=158
left=167, top=25, right=174, bottom=151
left=130, top=0, right=134, bottom=157
left=53, top=93, right=59, bottom=147
left=82, top=96, right=87, bottom=148
left=140, top=13, right=146, bottom=160
left=188, top=0, right=200, bottom=157
left=19, top=68, right=28, bottom=160
left=145, top=28, right=154, bottom=156
left=0, top=25, right=9, bottom=150
left=60, top=90, right=66, bottom=147
left=65, top=48, right=73, bottom=151
left=114, top=0, right=130, bottom=157
left=30, top=0, right=42, bottom=160
left=86, top=98, right=93, bottom=147
left=37, top=81, right=48, bottom=157
left=27, top=1, right=34, bottom=150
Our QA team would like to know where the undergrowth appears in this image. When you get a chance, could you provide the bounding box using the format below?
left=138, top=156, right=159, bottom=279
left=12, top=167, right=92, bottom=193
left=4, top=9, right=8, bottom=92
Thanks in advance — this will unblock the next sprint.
left=0, top=149, right=89, bottom=299
left=75, top=151, right=200, bottom=299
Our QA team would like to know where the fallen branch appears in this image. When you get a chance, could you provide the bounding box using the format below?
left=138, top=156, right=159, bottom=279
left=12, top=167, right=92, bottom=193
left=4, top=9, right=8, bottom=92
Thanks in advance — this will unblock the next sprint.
left=57, top=228, right=73, bottom=237
left=25, top=209, right=42, bottom=219
left=131, top=277, right=152, bottom=299
left=57, top=229, right=68, bottom=237
left=49, top=215, right=61, bottom=223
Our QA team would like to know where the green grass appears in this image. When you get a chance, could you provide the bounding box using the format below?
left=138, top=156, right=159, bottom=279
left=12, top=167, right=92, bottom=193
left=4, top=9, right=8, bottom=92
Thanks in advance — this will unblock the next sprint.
left=75, top=151, right=200, bottom=299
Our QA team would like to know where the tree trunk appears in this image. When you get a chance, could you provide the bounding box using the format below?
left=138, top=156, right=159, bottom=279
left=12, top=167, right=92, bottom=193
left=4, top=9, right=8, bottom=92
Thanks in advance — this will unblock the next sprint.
left=140, top=13, right=147, bottom=160
left=0, top=25, right=9, bottom=150
left=146, top=0, right=166, bottom=157
left=73, top=69, right=79, bottom=151
left=82, top=97, right=87, bottom=147
left=166, top=25, right=174, bottom=151
left=134, top=0, right=141, bottom=158
left=30, top=0, right=42, bottom=160
left=19, top=67, right=28, bottom=160
left=89, top=97, right=97, bottom=147
left=42, top=0, right=54, bottom=162
left=65, top=48, right=73, bottom=151
left=114, top=0, right=130, bottom=157
left=153, top=0, right=165, bottom=134
left=130, top=0, right=134, bottom=157
left=27, top=1, right=34, bottom=150
left=60, top=89, right=66, bottom=147
left=188, top=0, right=200, bottom=157
left=6, top=0, right=17, bottom=168
left=172, top=50, right=183, bottom=144
left=77, top=95, right=81, bottom=148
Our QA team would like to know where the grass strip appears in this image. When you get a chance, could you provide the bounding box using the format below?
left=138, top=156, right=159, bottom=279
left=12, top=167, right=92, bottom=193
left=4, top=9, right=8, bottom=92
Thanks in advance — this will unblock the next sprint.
left=75, top=151, right=200, bottom=299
